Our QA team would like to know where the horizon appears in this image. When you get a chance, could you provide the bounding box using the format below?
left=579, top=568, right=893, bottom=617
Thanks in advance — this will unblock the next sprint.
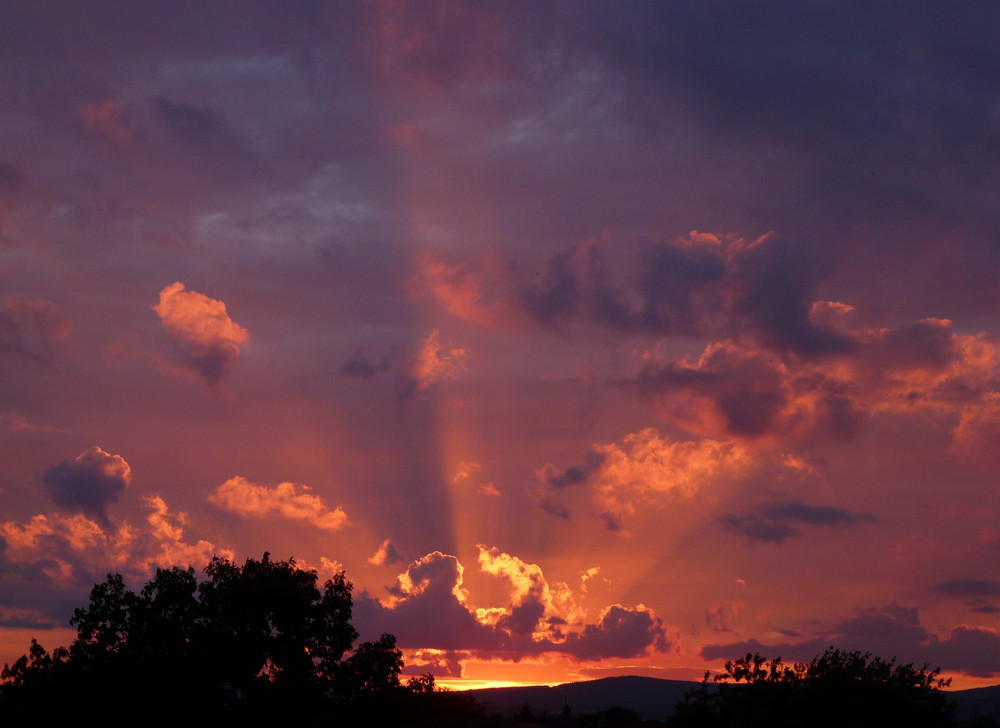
left=3, top=2, right=1000, bottom=692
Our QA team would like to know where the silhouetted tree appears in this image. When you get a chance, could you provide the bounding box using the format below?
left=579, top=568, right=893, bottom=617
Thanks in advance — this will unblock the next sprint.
left=669, top=647, right=958, bottom=728
left=0, top=554, right=408, bottom=722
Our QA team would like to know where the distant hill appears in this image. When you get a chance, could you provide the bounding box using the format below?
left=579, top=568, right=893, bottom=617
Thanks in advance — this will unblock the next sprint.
left=467, top=675, right=1000, bottom=722
left=952, top=684, right=1000, bottom=721
left=468, top=676, right=699, bottom=720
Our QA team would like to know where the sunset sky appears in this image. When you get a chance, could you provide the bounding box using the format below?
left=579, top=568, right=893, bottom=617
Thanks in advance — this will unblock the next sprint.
left=4, top=1, right=1000, bottom=690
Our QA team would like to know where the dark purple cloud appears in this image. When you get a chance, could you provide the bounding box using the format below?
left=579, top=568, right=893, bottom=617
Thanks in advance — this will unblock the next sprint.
left=721, top=498, right=874, bottom=545
left=0, top=295, right=68, bottom=362
left=935, top=580, right=1000, bottom=598
left=559, top=604, right=671, bottom=662
left=511, top=234, right=851, bottom=358
left=702, top=604, right=1000, bottom=678
left=42, top=447, right=131, bottom=527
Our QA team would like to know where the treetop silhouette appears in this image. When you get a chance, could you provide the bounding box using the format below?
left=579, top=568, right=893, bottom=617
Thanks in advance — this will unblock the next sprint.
left=1, top=553, right=409, bottom=722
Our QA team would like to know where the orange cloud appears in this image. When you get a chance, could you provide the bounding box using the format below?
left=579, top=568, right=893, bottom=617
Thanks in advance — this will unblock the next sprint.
left=0, top=495, right=230, bottom=586
left=590, top=429, right=751, bottom=533
left=209, top=476, right=350, bottom=531
left=153, top=282, right=248, bottom=386
left=537, top=427, right=751, bottom=532
left=477, top=545, right=588, bottom=632
left=143, top=495, right=233, bottom=570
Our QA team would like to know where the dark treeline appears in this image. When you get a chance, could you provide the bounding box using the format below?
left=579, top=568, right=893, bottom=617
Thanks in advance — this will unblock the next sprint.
left=2, top=555, right=998, bottom=727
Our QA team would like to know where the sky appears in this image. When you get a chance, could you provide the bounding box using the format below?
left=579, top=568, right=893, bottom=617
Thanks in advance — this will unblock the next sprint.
left=2, top=0, right=1000, bottom=690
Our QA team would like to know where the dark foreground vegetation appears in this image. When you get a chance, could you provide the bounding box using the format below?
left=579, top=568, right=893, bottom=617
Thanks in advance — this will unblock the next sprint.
left=3, top=555, right=999, bottom=727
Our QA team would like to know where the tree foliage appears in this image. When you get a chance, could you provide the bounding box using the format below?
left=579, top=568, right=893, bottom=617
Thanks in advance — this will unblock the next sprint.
left=0, top=554, right=408, bottom=722
left=669, top=646, right=958, bottom=728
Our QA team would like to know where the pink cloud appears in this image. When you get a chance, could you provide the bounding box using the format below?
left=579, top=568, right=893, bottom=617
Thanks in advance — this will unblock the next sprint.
left=368, top=538, right=405, bottom=567
left=153, top=282, right=248, bottom=386
left=399, top=329, right=466, bottom=399
left=209, top=476, right=350, bottom=531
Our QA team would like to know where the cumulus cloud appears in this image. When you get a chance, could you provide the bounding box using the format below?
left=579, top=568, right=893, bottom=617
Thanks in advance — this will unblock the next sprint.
left=42, top=447, right=131, bottom=528
left=537, top=428, right=751, bottom=532
left=560, top=603, right=672, bottom=661
left=355, top=547, right=675, bottom=669
left=153, top=282, right=249, bottom=386
left=720, top=498, right=875, bottom=545
left=0, top=497, right=232, bottom=624
left=143, top=495, right=231, bottom=570
left=209, top=476, right=349, bottom=531
left=477, top=545, right=586, bottom=636
left=701, top=604, right=1000, bottom=678
left=355, top=551, right=498, bottom=651
left=0, top=294, right=69, bottom=362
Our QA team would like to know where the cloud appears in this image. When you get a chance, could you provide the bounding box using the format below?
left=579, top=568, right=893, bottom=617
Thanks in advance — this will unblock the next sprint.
left=422, top=233, right=851, bottom=358
left=399, top=329, right=466, bottom=399
left=0, top=294, right=69, bottom=362
left=339, top=346, right=391, bottom=378
left=76, top=100, right=131, bottom=145
left=706, top=601, right=744, bottom=633
left=0, top=497, right=232, bottom=623
left=368, top=539, right=404, bottom=567
left=536, top=428, right=750, bottom=532
left=936, top=579, right=1000, bottom=615
left=143, top=495, right=232, bottom=570
left=720, top=498, right=874, bottom=545
left=936, top=580, right=1000, bottom=597
left=701, top=604, right=1000, bottom=678
left=559, top=603, right=672, bottom=661
left=149, top=97, right=230, bottom=147
left=628, top=316, right=1000, bottom=444
left=355, top=547, right=675, bottom=667
left=209, top=476, right=349, bottom=531
left=477, top=544, right=586, bottom=635
left=42, top=447, right=131, bottom=528
left=631, top=341, right=865, bottom=442
left=354, top=551, right=499, bottom=651
left=153, top=282, right=249, bottom=386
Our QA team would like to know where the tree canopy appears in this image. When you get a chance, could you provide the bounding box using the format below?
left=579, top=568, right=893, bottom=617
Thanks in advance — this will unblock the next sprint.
left=669, top=647, right=959, bottom=728
left=0, top=554, right=417, bottom=722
